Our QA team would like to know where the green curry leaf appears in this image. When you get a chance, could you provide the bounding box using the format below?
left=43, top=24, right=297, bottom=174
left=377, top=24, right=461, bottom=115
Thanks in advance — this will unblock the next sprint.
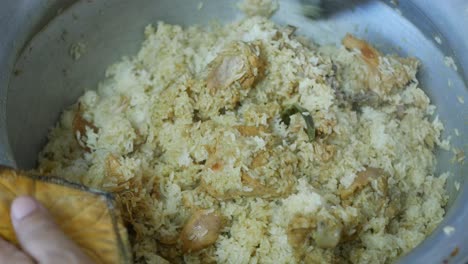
left=280, top=104, right=315, bottom=142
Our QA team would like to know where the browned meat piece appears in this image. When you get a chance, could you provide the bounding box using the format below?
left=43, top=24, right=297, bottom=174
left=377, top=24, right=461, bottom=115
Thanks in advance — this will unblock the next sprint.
left=207, top=41, right=265, bottom=92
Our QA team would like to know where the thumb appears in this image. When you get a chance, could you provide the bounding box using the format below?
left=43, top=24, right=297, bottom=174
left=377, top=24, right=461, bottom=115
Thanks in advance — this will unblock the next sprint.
left=10, top=196, right=94, bottom=264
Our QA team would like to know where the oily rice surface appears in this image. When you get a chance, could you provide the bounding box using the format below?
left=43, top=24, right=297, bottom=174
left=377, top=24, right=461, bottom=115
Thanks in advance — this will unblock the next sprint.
left=38, top=17, right=448, bottom=264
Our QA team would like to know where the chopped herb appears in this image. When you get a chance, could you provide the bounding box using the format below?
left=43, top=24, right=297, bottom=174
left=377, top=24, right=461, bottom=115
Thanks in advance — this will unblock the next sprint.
left=281, top=104, right=315, bottom=142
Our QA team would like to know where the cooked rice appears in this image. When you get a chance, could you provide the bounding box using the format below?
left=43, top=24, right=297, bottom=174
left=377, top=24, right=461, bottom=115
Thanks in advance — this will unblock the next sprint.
left=38, top=15, right=448, bottom=264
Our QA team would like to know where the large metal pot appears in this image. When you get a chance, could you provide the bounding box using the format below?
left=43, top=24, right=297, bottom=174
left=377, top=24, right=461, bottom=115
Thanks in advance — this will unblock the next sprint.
left=1, top=0, right=466, bottom=263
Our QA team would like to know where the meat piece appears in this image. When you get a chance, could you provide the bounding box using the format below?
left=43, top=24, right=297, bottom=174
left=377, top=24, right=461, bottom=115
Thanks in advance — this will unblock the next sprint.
left=342, top=34, right=380, bottom=69
left=180, top=210, right=223, bottom=253
left=341, top=34, right=419, bottom=95
left=340, top=167, right=388, bottom=199
left=207, top=41, right=265, bottom=92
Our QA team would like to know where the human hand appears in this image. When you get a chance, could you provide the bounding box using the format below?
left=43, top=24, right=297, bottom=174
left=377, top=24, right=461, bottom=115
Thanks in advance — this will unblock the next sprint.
left=0, top=196, right=94, bottom=264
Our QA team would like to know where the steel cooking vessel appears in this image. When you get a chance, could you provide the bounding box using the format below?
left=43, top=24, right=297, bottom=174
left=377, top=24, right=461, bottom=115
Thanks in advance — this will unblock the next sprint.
left=0, top=0, right=466, bottom=263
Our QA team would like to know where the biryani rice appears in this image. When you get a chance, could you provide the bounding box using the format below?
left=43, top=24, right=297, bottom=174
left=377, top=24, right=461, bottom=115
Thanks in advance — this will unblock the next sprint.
left=38, top=15, right=448, bottom=264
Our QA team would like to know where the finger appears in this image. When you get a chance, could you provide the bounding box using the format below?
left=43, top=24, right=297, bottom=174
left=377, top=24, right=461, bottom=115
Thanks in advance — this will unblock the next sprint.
left=0, top=236, right=34, bottom=264
left=10, top=196, right=94, bottom=264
